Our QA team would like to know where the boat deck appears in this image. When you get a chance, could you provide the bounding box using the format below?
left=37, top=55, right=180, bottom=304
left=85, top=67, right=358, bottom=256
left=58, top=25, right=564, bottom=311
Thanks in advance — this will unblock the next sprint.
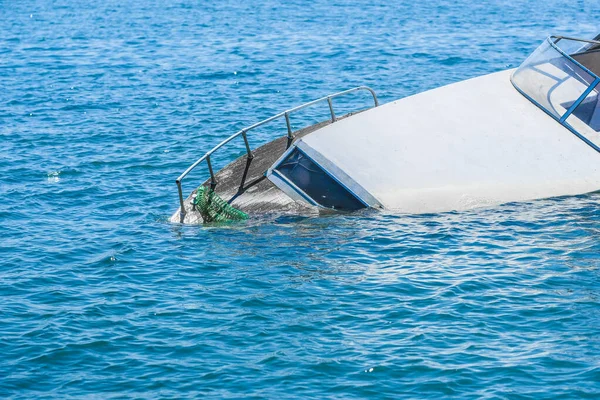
left=171, top=86, right=380, bottom=224
left=171, top=115, right=360, bottom=224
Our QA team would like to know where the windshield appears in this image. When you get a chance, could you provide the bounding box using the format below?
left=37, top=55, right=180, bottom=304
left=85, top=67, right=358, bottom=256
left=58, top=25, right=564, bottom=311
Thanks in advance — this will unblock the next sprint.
left=511, top=36, right=600, bottom=150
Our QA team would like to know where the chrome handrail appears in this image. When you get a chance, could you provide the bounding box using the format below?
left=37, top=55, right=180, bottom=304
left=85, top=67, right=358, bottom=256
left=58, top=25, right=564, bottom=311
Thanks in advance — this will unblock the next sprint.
left=175, top=86, right=379, bottom=221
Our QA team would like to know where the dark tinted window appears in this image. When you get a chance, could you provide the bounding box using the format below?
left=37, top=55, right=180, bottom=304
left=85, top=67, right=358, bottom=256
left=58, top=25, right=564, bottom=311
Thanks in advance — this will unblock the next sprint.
left=276, top=149, right=366, bottom=211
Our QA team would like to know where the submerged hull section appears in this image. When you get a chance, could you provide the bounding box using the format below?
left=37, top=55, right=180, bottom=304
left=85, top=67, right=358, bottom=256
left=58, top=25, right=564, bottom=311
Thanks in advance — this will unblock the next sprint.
left=174, top=36, right=600, bottom=223
left=169, top=135, right=316, bottom=224
left=170, top=121, right=339, bottom=224
left=268, top=69, right=600, bottom=214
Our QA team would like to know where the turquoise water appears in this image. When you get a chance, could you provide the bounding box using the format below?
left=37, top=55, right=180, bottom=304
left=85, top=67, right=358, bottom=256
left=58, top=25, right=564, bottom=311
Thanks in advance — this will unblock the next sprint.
left=2, top=1, right=600, bottom=398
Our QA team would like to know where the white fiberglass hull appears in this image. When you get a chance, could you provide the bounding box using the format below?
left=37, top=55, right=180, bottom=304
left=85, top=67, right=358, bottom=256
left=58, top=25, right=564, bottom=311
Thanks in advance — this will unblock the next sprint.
left=269, top=69, right=600, bottom=214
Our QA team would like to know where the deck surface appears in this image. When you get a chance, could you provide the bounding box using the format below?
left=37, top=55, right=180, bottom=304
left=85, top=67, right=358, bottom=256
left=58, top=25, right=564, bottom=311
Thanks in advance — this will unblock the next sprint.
left=171, top=114, right=364, bottom=223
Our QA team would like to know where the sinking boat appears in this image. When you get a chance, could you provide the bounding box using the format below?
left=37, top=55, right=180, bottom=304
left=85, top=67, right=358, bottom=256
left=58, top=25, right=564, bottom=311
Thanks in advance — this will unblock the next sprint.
left=172, top=34, right=600, bottom=224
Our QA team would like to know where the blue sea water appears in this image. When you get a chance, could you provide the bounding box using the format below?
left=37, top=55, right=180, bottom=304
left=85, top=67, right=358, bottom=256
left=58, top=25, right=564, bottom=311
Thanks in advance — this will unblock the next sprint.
left=2, top=0, right=600, bottom=398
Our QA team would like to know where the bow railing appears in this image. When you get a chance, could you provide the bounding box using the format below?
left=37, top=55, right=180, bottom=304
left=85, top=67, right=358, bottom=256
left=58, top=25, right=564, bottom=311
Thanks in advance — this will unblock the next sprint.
left=175, top=86, right=379, bottom=222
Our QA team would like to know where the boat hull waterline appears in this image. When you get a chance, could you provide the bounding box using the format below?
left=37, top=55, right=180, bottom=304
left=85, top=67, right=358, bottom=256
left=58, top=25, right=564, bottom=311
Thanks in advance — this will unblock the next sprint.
left=172, top=35, right=600, bottom=223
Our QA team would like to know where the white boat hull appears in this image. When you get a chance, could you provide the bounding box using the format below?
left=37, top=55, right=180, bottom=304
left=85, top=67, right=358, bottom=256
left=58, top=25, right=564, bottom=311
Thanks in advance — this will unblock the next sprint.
left=273, top=69, right=600, bottom=213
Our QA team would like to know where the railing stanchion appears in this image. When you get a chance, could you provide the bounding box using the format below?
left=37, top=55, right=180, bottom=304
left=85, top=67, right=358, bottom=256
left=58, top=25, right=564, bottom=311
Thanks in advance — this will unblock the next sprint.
left=206, top=155, right=216, bottom=187
left=285, top=112, right=293, bottom=139
left=176, top=179, right=186, bottom=223
left=327, top=97, right=336, bottom=122
left=285, top=112, right=293, bottom=148
left=241, top=130, right=254, bottom=159
left=362, top=87, right=379, bottom=107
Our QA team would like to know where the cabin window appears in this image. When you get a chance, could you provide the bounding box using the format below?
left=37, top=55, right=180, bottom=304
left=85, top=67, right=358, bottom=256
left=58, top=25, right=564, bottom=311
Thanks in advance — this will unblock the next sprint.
left=275, top=149, right=366, bottom=211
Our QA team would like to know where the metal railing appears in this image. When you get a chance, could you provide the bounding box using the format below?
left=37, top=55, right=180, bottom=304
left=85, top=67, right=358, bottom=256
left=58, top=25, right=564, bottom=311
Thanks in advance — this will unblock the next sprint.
left=175, top=86, right=379, bottom=222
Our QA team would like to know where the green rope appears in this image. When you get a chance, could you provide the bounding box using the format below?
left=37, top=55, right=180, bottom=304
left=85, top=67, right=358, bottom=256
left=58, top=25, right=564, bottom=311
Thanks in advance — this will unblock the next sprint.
left=192, top=186, right=248, bottom=223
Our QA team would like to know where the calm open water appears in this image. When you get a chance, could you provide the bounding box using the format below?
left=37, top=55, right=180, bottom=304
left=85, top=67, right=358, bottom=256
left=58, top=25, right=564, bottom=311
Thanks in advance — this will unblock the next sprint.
left=2, top=0, right=600, bottom=398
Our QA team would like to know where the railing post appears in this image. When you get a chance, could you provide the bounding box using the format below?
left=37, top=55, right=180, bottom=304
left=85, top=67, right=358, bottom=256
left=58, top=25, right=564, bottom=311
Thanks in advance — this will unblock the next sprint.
left=327, top=97, right=336, bottom=122
left=241, top=130, right=254, bottom=159
left=285, top=112, right=293, bottom=148
left=364, top=87, right=379, bottom=107
left=176, top=179, right=186, bottom=223
left=206, top=155, right=216, bottom=187
left=285, top=112, right=293, bottom=139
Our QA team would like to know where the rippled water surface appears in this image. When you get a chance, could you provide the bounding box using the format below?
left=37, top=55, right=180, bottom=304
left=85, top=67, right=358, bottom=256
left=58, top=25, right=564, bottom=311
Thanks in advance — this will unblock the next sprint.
left=2, top=1, right=600, bottom=398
